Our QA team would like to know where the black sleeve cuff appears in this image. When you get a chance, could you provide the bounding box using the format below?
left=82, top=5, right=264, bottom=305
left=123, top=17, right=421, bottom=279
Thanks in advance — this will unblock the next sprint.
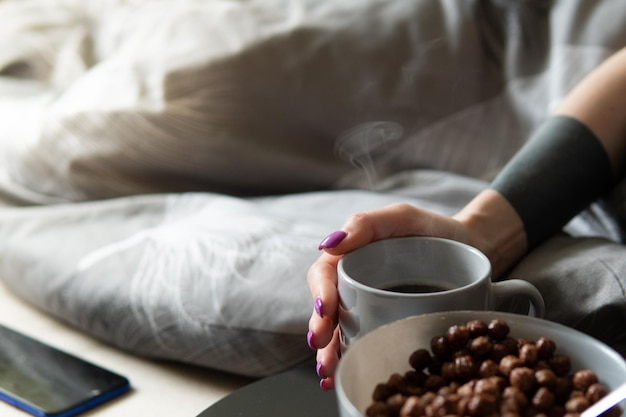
left=491, top=116, right=614, bottom=249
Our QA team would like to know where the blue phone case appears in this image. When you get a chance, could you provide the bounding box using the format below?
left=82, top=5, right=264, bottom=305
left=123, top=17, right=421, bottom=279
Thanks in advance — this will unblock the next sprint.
left=0, top=324, right=130, bottom=417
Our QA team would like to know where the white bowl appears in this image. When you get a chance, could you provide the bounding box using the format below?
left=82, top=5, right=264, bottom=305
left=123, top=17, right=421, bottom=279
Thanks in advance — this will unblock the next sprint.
left=336, top=311, right=626, bottom=417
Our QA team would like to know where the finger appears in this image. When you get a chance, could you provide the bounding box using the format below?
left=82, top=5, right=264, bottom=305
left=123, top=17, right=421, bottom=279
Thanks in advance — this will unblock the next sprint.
left=307, top=252, right=340, bottom=349
left=316, top=327, right=342, bottom=390
left=307, top=251, right=340, bottom=298
left=320, top=203, right=467, bottom=257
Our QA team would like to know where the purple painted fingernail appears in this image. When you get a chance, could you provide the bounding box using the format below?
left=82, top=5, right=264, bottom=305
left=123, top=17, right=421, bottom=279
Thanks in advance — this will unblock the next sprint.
left=316, top=361, right=324, bottom=378
left=318, top=231, right=347, bottom=250
left=307, top=330, right=317, bottom=350
left=320, top=378, right=331, bottom=391
left=314, top=297, right=324, bottom=318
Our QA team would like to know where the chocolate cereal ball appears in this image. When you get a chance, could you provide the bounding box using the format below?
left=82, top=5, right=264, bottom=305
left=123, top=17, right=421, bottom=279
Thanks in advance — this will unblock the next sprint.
left=366, top=319, right=619, bottom=417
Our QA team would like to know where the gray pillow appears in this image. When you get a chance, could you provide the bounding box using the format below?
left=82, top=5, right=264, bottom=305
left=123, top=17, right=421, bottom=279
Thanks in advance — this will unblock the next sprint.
left=1, top=171, right=625, bottom=377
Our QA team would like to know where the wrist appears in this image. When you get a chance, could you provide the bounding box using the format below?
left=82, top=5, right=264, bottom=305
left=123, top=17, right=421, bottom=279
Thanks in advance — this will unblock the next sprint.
left=453, top=189, right=527, bottom=278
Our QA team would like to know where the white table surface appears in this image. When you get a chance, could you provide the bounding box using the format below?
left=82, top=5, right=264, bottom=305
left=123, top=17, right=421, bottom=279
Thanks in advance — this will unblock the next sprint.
left=0, top=281, right=252, bottom=417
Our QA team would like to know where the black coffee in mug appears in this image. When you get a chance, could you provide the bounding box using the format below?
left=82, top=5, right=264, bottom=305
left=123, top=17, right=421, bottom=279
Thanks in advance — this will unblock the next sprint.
left=380, top=282, right=450, bottom=294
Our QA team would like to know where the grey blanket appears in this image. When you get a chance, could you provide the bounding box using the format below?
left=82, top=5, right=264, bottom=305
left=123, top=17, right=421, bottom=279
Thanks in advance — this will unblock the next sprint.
left=0, top=0, right=624, bottom=376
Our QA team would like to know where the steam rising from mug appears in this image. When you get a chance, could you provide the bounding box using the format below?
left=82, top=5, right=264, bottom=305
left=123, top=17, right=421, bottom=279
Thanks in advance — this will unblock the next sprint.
left=334, top=121, right=404, bottom=188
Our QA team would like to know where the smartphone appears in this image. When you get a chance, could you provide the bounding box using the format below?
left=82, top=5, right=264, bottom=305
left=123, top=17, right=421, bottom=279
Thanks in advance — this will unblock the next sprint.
left=0, top=324, right=130, bottom=417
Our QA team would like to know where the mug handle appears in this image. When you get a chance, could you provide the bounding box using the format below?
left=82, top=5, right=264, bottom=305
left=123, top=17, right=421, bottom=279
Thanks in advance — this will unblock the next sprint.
left=491, top=279, right=545, bottom=318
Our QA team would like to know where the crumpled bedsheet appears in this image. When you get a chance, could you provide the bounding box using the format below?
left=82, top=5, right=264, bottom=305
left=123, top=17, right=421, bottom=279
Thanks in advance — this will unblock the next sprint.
left=0, top=0, right=625, bottom=377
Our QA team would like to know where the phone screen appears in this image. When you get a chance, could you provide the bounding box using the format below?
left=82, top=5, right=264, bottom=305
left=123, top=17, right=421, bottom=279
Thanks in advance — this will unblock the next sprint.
left=0, top=324, right=130, bottom=417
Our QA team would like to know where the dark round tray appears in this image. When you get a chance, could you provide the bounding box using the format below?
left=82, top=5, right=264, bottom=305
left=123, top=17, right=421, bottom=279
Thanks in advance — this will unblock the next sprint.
left=196, top=359, right=339, bottom=417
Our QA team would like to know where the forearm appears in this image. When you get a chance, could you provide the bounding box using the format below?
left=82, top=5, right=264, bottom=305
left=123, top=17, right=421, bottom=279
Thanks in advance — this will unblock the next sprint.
left=555, top=46, right=626, bottom=179
left=487, top=47, right=626, bottom=251
left=454, top=47, right=626, bottom=274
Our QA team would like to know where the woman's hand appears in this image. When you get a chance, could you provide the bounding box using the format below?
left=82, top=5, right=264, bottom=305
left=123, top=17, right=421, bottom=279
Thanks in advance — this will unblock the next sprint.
left=306, top=191, right=528, bottom=390
left=306, top=203, right=472, bottom=390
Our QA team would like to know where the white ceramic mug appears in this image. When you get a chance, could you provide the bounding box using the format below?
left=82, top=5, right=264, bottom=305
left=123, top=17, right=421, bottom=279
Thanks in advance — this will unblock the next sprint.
left=337, top=237, right=545, bottom=347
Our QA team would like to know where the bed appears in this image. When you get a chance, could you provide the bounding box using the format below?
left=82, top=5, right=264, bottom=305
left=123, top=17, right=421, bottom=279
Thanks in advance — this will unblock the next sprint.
left=1, top=0, right=625, bottom=415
